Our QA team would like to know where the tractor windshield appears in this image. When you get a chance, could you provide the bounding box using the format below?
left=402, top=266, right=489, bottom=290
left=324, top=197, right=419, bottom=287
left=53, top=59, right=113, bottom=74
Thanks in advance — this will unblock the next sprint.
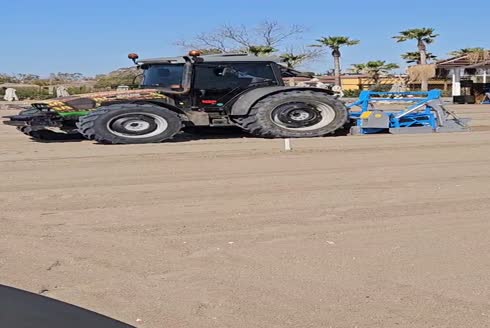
left=141, top=64, right=185, bottom=89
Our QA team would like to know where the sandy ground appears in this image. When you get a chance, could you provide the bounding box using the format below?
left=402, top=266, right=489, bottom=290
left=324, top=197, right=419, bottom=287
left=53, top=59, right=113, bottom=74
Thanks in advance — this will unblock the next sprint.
left=1, top=105, right=490, bottom=328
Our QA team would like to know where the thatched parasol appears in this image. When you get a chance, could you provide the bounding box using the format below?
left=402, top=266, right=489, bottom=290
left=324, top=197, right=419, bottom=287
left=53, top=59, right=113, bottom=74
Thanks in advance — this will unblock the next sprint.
left=467, top=50, right=490, bottom=63
left=408, top=64, right=436, bottom=82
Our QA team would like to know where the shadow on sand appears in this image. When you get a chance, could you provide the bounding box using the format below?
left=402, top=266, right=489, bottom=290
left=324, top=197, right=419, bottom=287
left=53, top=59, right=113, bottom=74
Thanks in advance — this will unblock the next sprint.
left=27, top=126, right=351, bottom=144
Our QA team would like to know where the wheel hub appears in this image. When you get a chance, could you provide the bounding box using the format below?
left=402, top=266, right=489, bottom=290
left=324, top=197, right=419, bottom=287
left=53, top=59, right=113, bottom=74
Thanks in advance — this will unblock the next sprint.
left=289, top=110, right=312, bottom=121
left=272, top=102, right=323, bottom=128
left=124, top=120, right=151, bottom=132
left=107, top=113, right=168, bottom=138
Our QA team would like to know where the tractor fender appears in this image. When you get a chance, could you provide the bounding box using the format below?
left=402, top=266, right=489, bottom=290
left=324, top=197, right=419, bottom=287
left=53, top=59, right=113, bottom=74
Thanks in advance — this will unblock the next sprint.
left=134, top=100, right=209, bottom=126
left=229, top=87, right=335, bottom=116
left=129, top=100, right=191, bottom=118
left=130, top=99, right=186, bottom=114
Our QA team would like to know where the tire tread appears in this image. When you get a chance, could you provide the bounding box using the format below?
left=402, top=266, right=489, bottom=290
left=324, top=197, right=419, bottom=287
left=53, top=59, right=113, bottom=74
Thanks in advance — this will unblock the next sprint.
left=236, top=90, right=349, bottom=138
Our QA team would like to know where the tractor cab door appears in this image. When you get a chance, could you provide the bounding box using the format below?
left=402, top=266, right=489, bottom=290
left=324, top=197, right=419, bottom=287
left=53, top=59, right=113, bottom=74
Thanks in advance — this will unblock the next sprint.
left=192, top=62, right=281, bottom=111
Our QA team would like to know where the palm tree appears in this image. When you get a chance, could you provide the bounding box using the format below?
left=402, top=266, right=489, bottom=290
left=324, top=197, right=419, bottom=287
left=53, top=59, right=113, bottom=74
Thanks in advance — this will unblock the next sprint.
left=393, top=28, right=438, bottom=90
left=449, top=47, right=485, bottom=57
left=352, top=61, right=399, bottom=86
left=311, top=36, right=360, bottom=87
left=280, top=52, right=309, bottom=68
left=351, top=64, right=367, bottom=74
left=247, top=45, right=277, bottom=56
left=401, top=51, right=437, bottom=64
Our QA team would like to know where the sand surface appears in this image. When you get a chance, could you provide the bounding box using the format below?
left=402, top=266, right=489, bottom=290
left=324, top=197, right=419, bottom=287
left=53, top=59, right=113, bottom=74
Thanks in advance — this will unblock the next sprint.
left=1, top=105, right=490, bottom=327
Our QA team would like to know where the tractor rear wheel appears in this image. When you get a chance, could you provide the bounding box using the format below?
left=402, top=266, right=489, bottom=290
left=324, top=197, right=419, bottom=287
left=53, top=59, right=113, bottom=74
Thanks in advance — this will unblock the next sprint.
left=236, top=90, right=348, bottom=138
left=77, top=104, right=182, bottom=144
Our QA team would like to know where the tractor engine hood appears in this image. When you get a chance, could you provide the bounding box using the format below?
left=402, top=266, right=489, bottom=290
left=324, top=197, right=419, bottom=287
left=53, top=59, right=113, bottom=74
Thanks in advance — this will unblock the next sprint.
left=32, top=89, right=167, bottom=113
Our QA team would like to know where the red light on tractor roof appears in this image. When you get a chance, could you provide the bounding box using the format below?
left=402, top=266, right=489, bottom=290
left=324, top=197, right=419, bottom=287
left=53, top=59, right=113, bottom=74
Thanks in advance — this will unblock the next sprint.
left=128, top=53, right=139, bottom=60
left=188, top=50, right=202, bottom=57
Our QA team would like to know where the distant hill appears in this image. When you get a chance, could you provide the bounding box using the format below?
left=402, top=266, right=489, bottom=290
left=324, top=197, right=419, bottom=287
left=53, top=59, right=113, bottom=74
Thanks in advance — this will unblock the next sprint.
left=94, top=67, right=140, bottom=89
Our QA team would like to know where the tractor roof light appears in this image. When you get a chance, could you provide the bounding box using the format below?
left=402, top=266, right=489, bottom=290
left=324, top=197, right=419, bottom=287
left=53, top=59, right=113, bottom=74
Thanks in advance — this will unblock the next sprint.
left=188, top=50, right=202, bottom=57
left=128, top=53, right=139, bottom=64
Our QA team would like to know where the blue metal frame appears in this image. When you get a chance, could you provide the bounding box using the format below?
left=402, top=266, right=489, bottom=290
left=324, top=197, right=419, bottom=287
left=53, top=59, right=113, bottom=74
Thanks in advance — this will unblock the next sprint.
left=347, top=90, right=442, bottom=134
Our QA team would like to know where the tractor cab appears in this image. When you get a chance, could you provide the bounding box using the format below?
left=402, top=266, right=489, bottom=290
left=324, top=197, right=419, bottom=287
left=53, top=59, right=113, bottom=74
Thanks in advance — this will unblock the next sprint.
left=133, top=52, right=289, bottom=111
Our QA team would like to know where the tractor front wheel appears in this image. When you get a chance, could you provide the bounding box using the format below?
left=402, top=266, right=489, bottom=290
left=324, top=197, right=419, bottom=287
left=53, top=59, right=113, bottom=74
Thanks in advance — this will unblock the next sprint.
left=77, top=104, right=182, bottom=144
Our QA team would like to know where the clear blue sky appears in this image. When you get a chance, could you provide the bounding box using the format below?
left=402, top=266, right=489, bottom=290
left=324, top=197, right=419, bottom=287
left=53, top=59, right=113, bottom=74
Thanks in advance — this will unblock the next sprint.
left=1, top=0, right=489, bottom=76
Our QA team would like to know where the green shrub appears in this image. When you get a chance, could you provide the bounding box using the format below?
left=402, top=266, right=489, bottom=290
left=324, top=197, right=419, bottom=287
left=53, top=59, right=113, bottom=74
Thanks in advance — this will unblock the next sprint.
left=343, top=89, right=361, bottom=97
left=95, top=68, right=141, bottom=89
left=67, top=85, right=92, bottom=95
left=370, top=84, right=392, bottom=92
left=441, top=89, right=452, bottom=97
left=0, top=87, right=55, bottom=100
left=15, top=87, right=42, bottom=100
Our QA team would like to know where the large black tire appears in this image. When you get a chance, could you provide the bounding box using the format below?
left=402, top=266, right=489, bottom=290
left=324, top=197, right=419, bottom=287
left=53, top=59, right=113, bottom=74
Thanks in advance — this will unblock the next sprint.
left=235, top=90, right=349, bottom=138
left=77, top=104, right=182, bottom=144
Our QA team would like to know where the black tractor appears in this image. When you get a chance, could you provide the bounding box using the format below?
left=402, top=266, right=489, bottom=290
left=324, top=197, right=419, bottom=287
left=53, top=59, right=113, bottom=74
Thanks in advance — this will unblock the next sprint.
left=4, top=51, right=349, bottom=144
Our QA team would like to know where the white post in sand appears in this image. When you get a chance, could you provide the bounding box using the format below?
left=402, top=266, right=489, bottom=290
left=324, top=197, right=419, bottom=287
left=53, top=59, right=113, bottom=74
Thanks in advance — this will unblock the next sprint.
left=284, top=138, right=292, bottom=151
left=452, top=68, right=461, bottom=96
